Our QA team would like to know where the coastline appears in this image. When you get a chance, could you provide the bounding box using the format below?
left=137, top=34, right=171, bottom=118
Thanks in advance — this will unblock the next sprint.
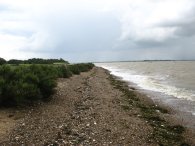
left=0, top=67, right=194, bottom=145
left=107, top=69, right=195, bottom=145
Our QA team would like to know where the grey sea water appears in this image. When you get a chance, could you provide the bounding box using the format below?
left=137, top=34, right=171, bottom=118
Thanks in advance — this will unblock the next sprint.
left=96, top=61, right=195, bottom=117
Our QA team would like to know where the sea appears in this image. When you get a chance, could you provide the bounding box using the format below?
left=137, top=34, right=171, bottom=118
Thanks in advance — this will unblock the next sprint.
left=96, top=61, right=195, bottom=125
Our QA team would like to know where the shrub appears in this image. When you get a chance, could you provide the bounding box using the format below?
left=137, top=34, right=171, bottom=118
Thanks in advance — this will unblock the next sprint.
left=7, top=59, right=23, bottom=65
left=67, top=63, right=94, bottom=75
left=0, top=58, right=6, bottom=65
left=56, top=65, right=72, bottom=78
left=0, top=65, right=57, bottom=105
left=38, top=76, right=57, bottom=99
left=0, top=77, right=5, bottom=103
left=7, top=58, right=69, bottom=65
left=68, top=64, right=80, bottom=75
left=77, top=63, right=94, bottom=72
left=8, top=81, right=42, bottom=105
left=0, top=63, right=94, bottom=106
left=0, top=65, right=12, bottom=79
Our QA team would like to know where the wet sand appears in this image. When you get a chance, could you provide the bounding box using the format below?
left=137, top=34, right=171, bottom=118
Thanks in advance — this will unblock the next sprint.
left=0, top=67, right=194, bottom=145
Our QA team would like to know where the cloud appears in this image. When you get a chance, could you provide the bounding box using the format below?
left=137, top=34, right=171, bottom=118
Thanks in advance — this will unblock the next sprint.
left=0, top=4, right=9, bottom=12
left=0, top=0, right=195, bottom=62
left=118, top=0, right=195, bottom=41
left=160, top=17, right=195, bottom=38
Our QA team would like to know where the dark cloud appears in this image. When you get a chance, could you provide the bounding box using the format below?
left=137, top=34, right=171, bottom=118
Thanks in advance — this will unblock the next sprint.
left=175, top=20, right=195, bottom=37
left=157, top=7, right=195, bottom=38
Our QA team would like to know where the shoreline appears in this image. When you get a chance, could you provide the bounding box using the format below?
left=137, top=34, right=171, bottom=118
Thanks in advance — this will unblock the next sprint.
left=0, top=67, right=194, bottom=145
left=107, top=69, right=194, bottom=145
left=111, top=70, right=195, bottom=134
left=105, top=67, right=195, bottom=144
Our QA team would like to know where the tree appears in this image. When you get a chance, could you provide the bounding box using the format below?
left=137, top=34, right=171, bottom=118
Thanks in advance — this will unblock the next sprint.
left=0, top=58, right=6, bottom=65
left=7, top=59, right=23, bottom=65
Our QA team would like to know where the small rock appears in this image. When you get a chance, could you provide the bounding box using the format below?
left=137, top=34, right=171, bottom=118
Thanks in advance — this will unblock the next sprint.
left=106, top=129, right=111, bottom=132
left=15, top=136, right=20, bottom=141
left=8, top=114, right=14, bottom=118
left=57, top=132, right=62, bottom=139
left=156, top=110, right=160, bottom=113
left=77, top=86, right=81, bottom=89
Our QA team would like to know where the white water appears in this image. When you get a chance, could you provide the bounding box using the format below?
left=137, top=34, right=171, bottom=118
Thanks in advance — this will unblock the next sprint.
left=96, top=61, right=195, bottom=116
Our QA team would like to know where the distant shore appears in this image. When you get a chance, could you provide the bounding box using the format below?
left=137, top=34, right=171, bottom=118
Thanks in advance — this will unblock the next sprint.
left=94, top=60, right=195, bottom=63
left=0, top=67, right=194, bottom=145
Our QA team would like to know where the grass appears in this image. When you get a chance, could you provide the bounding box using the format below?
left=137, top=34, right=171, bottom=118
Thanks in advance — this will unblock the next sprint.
left=109, top=75, right=190, bottom=146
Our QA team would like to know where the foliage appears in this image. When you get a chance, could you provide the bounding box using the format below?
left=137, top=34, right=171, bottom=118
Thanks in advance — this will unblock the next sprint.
left=7, top=59, right=23, bottom=65
left=7, top=58, right=69, bottom=65
left=56, top=66, right=72, bottom=78
left=26, top=58, right=69, bottom=64
left=68, top=63, right=94, bottom=75
left=68, top=65, right=80, bottom=75
left=0, top=57, right=6, bottom=65
left=0, top=63, right=94, bottom=106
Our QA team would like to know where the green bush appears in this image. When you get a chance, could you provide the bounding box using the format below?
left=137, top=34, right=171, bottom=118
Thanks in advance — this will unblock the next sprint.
left=0, top=63, right=94, bottom=106
left=38, top=76, right=56, bottom=99
left=7, top=58, right=69, bottom=65
left=77, top=63, right=94, bottom=72
left=8, top=81, right=42, bottom=105
left=0, top=58, right=6, bottom=65
left=68, top=65, right=80, bottom=75
left=0, top=65, right=56, bottom=105
left=67, top=63, right=94, bottom=75
left=56, top=66, right=72, bottom=78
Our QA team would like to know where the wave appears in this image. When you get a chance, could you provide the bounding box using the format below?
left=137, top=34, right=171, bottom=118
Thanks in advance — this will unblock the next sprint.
left=100, top=65, right=195, bottom=102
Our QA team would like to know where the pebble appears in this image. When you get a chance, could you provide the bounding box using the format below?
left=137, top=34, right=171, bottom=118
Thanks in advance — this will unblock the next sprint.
left=156, top=110, right=160, bottom=113
left=15, top=136, right=20, bottom=141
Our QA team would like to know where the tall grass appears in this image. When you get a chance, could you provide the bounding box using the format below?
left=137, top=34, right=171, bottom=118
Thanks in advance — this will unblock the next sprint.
left=0, top=63, right=94, bottom=106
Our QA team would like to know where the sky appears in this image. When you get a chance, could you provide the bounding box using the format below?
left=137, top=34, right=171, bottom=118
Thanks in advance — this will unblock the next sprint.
left=0, top=0, right=195, bottom=62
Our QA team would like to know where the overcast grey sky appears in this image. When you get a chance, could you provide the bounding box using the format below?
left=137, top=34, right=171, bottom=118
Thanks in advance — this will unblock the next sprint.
left=0, top=0, right=195, bottom=62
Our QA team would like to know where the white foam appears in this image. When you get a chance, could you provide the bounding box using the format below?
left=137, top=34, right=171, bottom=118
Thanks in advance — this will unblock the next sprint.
left=99, top=65, right=195, bottom=102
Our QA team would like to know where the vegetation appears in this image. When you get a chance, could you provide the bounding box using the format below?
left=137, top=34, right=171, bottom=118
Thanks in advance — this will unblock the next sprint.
left=7, top=58, right=69, bottom=65
left=0, top=58, right=69, bottom=65
left=0, top=63, right=94, bottom=106
left=109, top=75, right=189, bottom=146
left=67, top=63, right=94, bottom=75
left=0, top=58, right=6, bottom=65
